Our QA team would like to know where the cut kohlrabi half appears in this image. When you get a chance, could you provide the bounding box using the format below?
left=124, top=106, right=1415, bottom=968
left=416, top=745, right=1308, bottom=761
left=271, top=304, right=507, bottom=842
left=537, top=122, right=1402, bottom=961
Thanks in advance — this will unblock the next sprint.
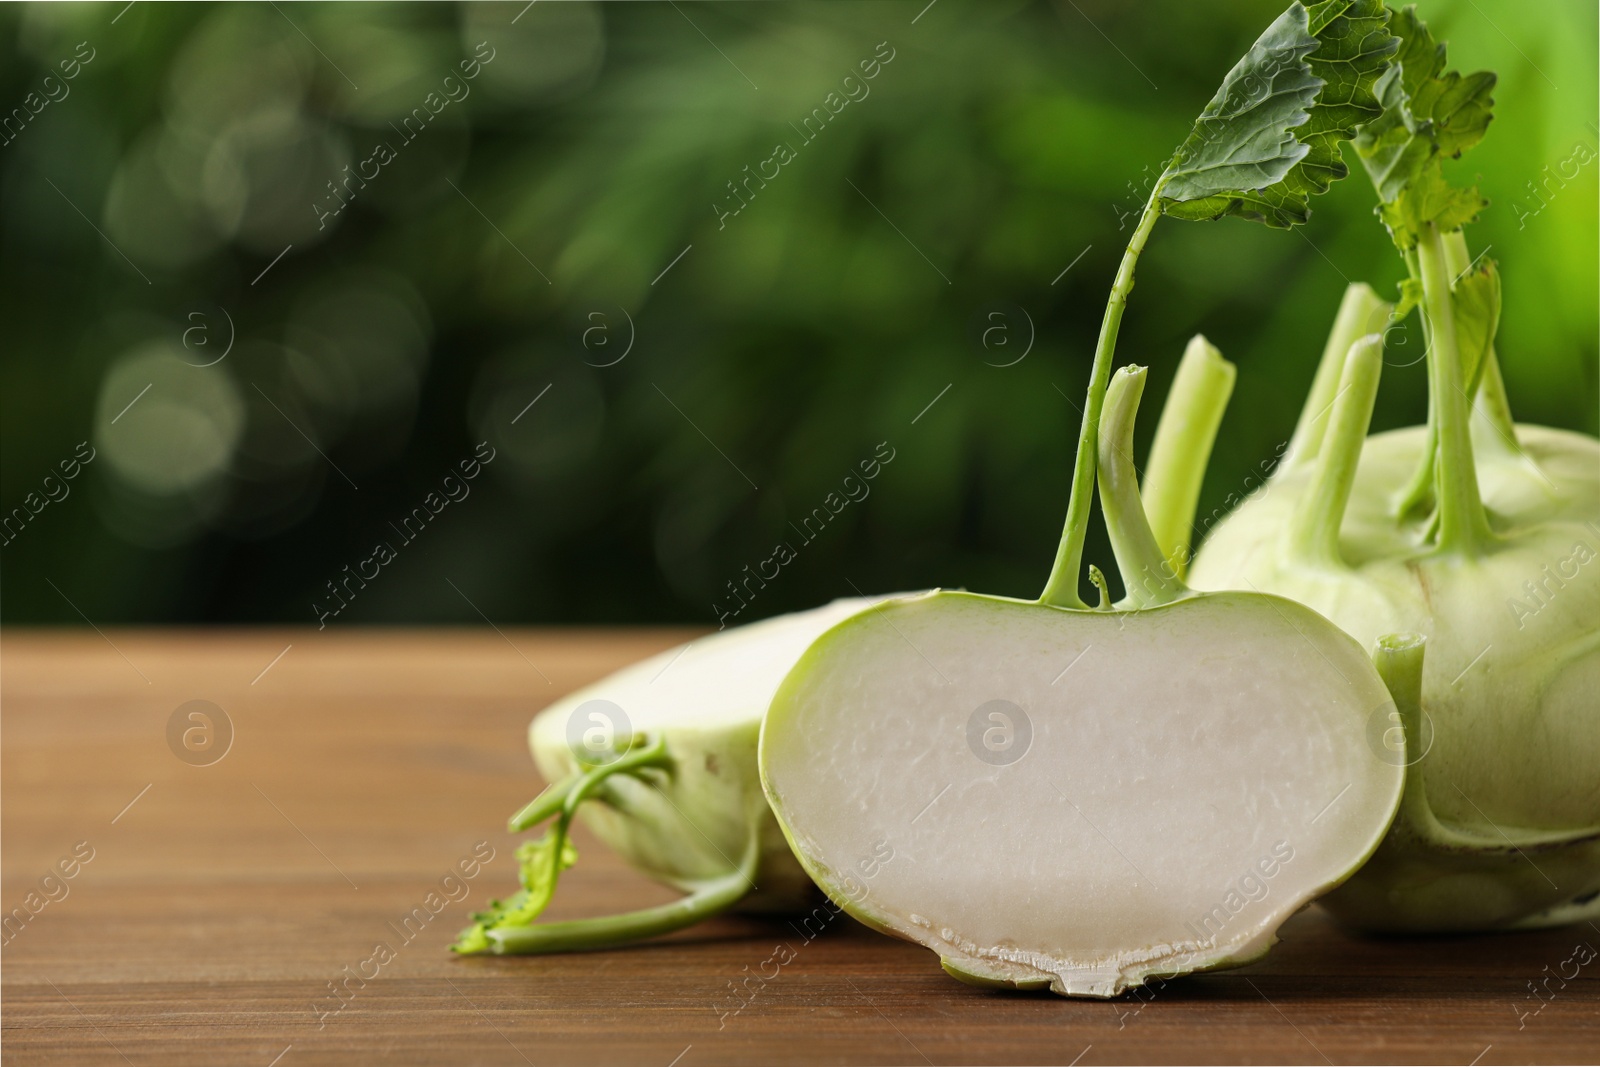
left=454, top=595, right=892, bottom=955
left=758, top=4, right=1407, bottom=996
left=759, top=368, right=1406, bottom=997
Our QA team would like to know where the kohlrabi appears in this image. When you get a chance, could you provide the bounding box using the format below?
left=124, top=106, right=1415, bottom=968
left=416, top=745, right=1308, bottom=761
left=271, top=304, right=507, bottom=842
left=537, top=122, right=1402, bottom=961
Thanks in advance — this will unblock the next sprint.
left=453, top=596, right=891, bottom=954
left=760, top=365, right=1405, bottom=998
left=759, top=2, right=1409, bottom=998
left=1182, top=6, right=1600, bottom=931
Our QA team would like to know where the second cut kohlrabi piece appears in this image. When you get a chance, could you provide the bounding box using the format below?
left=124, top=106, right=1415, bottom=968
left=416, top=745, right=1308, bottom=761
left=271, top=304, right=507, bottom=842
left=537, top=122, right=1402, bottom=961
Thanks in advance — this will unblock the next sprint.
left=760, top=367, right=1407, bottom=997
left=453, top=595, right=892, bottom=955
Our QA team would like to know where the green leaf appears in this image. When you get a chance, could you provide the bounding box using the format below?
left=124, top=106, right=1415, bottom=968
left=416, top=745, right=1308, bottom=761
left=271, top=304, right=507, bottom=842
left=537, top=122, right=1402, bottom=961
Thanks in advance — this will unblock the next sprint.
left=1393, top=276, right=1424, bottom=320
left=1451, top=256, right=1500, bottom=394
left=1160, top=9, right=1320, bottom=204
left=1353, top=4, right=1495, bottom=248
left=1161, top=1, right=1396, bottom=228
left=1375, top=164, right=1488, bottom=245
left=451, top=829, right=579, bottom=953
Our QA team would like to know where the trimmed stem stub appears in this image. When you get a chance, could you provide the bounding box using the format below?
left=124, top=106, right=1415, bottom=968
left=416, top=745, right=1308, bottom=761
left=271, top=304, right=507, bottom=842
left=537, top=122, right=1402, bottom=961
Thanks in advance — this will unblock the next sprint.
left=1366, top=630, right=1600, bottom=855
left=1287, top=283, right=1393, bottom=473
left=1371, top=632, right=1435, bottom=836
left=1088, top=565, right=1111, bottom=609
left=1287, top=334, right=1384, bottom=568
left=1098, top=366, right=1186, bottom=608
left=1143, top=334, right=1237, bottom=580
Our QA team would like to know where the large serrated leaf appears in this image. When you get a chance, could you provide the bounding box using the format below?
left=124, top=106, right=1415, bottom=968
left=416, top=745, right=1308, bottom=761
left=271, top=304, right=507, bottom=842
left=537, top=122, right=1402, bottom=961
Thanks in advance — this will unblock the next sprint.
left=1297, top=0, right=1404, bottom=189
left=1160, top=6, right=1321, bottom=207
left=1160, top=0, right=1396, bottom=228
left=1354, top=4, right=1495, bottom=248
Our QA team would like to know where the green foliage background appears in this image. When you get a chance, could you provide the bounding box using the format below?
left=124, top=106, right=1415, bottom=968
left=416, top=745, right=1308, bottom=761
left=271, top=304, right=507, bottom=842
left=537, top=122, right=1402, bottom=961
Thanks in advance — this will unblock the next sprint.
left=1, top=0, right=1595, bottom=626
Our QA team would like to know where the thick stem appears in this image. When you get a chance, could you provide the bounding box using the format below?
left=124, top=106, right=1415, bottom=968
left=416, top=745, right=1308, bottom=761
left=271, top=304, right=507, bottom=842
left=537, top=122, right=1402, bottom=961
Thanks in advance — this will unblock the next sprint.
left=1373, top=631, right=1600, bottom=851
left=1097, top=365, right=1186, bottom=608
left=1371, top=632, right=1435, bottom=834
left=1441, top=231, right=1523, bottom=455
left=1040, top=186, right=1164, bottom=608
left=1416, top=224, right=1492, bottom=556
left=1141, top=335, right=1236, bottom=580
left=1394, top=249, right=1437, bottom=521
left=508, top=781, right=578, bottom=833
left=486, top=834, right=758, bottom=955
left=1287, top=335, right=1384, bottom=568
left=1285, top=284, right=1393, bottom=473
left=1393, top=408, right=1438, bottom=521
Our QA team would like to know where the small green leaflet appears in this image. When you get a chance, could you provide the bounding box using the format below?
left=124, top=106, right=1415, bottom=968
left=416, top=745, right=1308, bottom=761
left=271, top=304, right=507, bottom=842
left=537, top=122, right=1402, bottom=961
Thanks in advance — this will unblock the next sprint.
left=1375, top=167, right=1487, bottom=249
left=513, top=832, right=580, bottom=920
left=1393, top=276, right=1424, bottom=321
left=1161, top=0, right=1396, bottom=228
left=1354, top=4, right=1495, bottom=248
left=1452, top=257, right=1500, bottom=395
left=451, top=830, right=579, bottom=952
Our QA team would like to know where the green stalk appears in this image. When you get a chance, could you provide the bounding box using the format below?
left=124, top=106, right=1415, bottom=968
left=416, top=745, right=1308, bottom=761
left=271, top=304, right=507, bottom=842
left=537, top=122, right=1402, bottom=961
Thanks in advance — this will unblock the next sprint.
left=509, top=738, right=673, bottom=832
left=1141, top=335, right=1236, bottom=580
left=1439, top=232, right=1496, bottom=402
left=457, top=736, right=684, bottom=954
left=486, top=834, right=759, bottom=955
left=1041, top=185, right=1164, bottom=608
left=1288, top=335, right=1384, bottom=568
left=1440, top=231, right=1521, bottom=454
left=1285, top=283, right=1392, bottom=473
left=1393, top=402, right=1438, bottom=520
left=556, top=739, right=674, bottom=827
left=1393, top=249, right=1439, bottom=522
left=1098, top=365, right=1185, bottom=608
left=508, top=780, right=579, bottom=833
left=532, top=740, right=675, bottom=904
left=1416, top=223, right=1492, bottom=556
left=1371, top=632, right=1434, bottom=835
left=1088, top=564, right=1111, bottom=609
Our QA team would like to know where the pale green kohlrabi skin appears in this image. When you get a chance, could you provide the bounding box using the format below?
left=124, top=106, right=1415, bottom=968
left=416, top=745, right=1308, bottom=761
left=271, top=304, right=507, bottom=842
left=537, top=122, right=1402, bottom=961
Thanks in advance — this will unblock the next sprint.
left=1181, top=280, right=1600, bottom=932
left=525, top=597, right=891, bottom=912
left=454, top=595, right=894, bottom=955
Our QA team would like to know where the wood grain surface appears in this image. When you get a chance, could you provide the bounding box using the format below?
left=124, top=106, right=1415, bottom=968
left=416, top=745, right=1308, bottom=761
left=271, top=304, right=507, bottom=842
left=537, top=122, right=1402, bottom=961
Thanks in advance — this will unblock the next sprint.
left=1, top=629, right=1595, bottom=1066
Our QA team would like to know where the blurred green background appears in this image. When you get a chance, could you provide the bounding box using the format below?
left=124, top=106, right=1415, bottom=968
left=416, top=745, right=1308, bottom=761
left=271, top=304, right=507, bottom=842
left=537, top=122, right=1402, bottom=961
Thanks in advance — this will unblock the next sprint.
left=1, top=0, right=1595, bottom=626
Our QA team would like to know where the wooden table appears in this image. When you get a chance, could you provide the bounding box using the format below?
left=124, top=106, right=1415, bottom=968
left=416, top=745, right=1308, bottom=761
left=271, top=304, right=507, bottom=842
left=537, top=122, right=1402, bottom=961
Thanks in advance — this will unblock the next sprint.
left=2, top=630, right=1595, bottom=1065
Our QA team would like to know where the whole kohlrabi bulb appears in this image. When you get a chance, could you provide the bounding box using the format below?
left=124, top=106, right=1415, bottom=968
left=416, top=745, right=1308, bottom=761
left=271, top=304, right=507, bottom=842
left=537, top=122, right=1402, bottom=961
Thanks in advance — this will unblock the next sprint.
left=1183, top=279, right=1600, bottom=932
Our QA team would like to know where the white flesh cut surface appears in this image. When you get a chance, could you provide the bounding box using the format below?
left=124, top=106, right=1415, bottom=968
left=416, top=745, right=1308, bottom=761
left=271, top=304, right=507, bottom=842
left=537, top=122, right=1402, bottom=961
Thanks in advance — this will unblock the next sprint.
left=760, top=590, right=1404, bottom=997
